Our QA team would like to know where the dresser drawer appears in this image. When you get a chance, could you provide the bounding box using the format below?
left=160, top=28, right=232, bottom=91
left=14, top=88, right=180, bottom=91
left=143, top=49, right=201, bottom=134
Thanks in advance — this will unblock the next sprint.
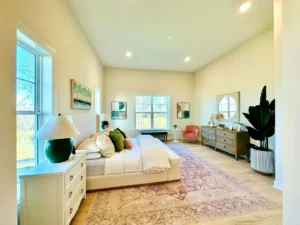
left=64, top=182, right=85, bottom=225
left=202, top=127, right=215, bottom=135
left=65, top=156, right=85, bottom=191
left=216, top=136, right=235, bottom=146
left=202, top=137, right=215, bottom=146
left=202, top=132, right=215, bottom=140
left=64, top=168, right=86, bottom=206
left=216, top=130, right=235, bottom=139
left=216, top=142, right=235, bottom=154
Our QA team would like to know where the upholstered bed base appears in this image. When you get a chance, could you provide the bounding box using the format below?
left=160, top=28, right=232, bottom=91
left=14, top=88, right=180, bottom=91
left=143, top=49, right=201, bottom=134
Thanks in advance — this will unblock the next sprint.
left=87, top=154, right=180, bottom=190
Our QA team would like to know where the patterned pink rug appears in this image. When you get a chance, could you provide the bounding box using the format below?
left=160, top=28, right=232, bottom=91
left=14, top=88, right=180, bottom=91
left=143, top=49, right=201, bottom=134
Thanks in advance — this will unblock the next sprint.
left=85, top=144, right=277, bottom=225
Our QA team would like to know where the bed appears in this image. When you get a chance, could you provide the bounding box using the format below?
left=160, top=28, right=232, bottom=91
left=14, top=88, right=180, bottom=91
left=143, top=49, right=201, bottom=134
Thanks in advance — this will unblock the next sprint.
left=70, top=114, right=181, bottom=191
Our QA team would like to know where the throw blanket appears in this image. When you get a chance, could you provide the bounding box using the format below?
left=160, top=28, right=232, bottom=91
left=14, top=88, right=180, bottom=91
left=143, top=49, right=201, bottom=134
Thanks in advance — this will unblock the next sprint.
left=137, top=135, right=171, bottom=174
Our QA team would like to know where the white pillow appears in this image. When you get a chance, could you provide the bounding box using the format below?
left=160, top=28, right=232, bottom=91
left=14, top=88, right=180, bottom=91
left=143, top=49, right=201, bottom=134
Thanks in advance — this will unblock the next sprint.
left=95, top=134, right=115, bottom=158
left=86, top=152, right=101, bottom=160
left=77, top=138, right=100, bottom=154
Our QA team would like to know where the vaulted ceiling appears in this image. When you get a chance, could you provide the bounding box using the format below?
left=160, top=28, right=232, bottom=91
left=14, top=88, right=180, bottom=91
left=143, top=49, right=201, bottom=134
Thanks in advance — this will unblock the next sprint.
left=69, top=0, right=273, bottom=72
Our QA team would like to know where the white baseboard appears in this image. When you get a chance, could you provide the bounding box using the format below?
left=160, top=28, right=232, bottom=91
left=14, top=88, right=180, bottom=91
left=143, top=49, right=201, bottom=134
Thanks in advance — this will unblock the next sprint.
left=273, top=180, right=283, bottom=191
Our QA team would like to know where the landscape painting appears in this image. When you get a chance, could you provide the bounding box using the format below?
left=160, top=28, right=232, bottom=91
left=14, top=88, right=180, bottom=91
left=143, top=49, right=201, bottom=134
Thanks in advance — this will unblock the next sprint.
left=111, top=101, right=127, bottom=120
left=71, top=79, right=92, bottom=110
left=177, top=102, right=190, bottom=119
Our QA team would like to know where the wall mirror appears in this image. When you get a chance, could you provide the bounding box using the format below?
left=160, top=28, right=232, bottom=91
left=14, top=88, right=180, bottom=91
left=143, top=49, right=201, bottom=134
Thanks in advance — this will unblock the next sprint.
left=216, top=92, right=240, bottom=122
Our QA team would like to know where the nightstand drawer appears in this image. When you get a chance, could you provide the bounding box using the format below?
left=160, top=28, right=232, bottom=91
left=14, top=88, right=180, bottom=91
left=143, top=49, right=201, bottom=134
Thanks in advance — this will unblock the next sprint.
left=65, top=156, right=85, bottom=191
left=202, top=132, right=215, bottom=140
left=202, top=127, right=215, bottom=135
left=216, top=142, right=235, bottom=154
left=64, top=182, right=85, bottom=225
left=64, top=168, right=86, bottom=206
left=216, top=130, right=235, bottom=139
left=216, top=136, right=235, bottom=145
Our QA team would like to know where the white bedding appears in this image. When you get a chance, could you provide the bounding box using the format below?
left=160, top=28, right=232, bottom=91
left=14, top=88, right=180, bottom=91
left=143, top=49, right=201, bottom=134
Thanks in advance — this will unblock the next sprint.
left=137, top=135, right=171, bottom=174
left=104, top=138, right=142, bottom=175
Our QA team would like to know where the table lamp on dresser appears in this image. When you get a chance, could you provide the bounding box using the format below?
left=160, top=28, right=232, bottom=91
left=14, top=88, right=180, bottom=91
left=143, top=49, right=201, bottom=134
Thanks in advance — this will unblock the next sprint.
left=33, top=113, right=80, bottom=163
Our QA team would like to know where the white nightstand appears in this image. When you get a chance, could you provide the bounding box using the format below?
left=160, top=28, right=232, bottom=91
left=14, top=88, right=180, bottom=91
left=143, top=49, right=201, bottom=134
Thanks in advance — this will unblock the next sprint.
left=20, top=153, right=86, bottom=225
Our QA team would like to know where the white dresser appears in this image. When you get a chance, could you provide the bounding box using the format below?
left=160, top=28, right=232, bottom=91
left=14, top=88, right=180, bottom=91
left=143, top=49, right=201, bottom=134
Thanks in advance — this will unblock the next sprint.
left=20, top=153, right=86, bottom=225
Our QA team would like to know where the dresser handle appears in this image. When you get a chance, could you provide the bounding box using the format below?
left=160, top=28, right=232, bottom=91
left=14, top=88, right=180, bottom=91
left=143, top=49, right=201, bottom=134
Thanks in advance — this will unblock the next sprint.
left=224, top=133, right=226, bottom=136
left=70, top=175, right=73, bottom=181
left=81, top=176, right=84, bottom=181
left=69, top=192, right=73, bottom=198
left=224, top=140, right=226, bottom=142
left=81, top=163, right=84, bottom=167
left=70, top=208, right=73, bottom=215
left=224, top=145, right=226, bottom=148
left=81, top=189, right=84, bottom=194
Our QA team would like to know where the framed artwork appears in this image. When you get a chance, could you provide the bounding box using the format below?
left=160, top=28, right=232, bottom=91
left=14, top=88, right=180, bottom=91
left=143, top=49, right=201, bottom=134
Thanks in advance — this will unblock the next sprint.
left=71, top=79, right=92, bottom=110
left=111, top=101, right=127, bottom=120
left=177, top=102, right=190, bottom=119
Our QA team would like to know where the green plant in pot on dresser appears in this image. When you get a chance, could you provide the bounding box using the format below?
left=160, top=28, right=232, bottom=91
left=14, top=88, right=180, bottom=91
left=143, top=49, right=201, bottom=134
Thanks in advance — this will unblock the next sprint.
left=242, top=86, right=275, bottom=175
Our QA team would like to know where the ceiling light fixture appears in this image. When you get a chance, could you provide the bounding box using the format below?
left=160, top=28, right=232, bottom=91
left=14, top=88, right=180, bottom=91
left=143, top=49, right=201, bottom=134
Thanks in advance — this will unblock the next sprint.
left=125, top=51, right=132, bottom=57
left=239, top=1, right=252, bottom=13
left=168, top=36, right=173, bottom=40
left=184, top=56, right=191, bottom=62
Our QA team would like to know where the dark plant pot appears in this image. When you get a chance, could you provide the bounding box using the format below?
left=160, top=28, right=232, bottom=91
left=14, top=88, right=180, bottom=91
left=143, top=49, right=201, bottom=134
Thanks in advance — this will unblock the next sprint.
left=45, top=138, right=73, bottom=163
left=250, top=148, right=274, bottom=175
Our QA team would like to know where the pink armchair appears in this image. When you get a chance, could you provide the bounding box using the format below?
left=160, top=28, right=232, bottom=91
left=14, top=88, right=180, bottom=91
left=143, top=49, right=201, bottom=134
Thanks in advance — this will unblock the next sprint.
left=182, top=125, right=199, bottom=143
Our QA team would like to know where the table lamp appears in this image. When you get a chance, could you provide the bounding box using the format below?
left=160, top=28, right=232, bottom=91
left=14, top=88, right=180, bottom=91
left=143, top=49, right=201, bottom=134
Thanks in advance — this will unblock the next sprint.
left=100, top=113, right=111, bottom=130
left=33, top=114, right=80, bottom=163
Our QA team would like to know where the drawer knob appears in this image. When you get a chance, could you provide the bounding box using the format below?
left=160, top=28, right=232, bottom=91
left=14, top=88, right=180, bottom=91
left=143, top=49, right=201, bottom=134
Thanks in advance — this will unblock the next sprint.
left=224, top=146, right=226, bottom=148
left=70, top=175, right=74, bottom=181
left=81, top=189, right=84, bottom=194
left=224, top=140, right=226, bottom=142
left=69, top=192, right=73, bottom=198
left=70, top=208, right=73, bottom=215
left=81, top=176, right=84, bottom=181
left=81, top=163, right=84, bottom=167
left=224, top=134, right=226, bottom=136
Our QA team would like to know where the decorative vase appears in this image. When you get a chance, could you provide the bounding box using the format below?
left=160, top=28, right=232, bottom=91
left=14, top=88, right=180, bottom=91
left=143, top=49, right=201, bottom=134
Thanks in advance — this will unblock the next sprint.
left=173, top=125, right=177, bottom=129
left=44, top=138, right=73, bottom=163
left=250, top=148, right=274, bottom=175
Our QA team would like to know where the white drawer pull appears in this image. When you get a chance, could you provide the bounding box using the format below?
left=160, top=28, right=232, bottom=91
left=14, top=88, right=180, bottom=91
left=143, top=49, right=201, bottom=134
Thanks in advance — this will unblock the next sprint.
left=81, top=163, right=84, bottom=168
left=70, top=175, right=74, bottom=181
left=81, top=176, right=84, bottom=181
left=70, top=208, right=73, bottom=215
left=69, top=192, right=72, bottom=198
left=81, top=189, right=84, bottom=194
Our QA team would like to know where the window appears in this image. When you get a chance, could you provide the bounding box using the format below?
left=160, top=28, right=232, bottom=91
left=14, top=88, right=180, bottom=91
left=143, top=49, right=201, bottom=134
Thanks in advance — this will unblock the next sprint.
left=135, top=96, right=170, bottom=129
left=16, top=29, right=53, bottom=203
left=218, top=96, right=237, bottom=119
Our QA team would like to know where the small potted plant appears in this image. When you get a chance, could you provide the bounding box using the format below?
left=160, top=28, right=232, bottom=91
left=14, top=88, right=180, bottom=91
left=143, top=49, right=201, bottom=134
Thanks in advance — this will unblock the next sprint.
left=173, top=124, right=177, bottom=129
left=242, top=86, right=275, bottom=175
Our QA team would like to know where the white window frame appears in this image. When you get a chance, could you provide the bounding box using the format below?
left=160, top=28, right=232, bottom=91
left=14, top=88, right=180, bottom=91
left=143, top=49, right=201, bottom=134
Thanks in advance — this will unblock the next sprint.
left=135, top=95, right=171, bottom=130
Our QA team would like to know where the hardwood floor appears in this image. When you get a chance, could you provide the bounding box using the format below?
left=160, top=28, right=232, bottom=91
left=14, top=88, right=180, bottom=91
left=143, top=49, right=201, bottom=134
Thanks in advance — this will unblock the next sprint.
left=71, top=142, right=282, bottom=225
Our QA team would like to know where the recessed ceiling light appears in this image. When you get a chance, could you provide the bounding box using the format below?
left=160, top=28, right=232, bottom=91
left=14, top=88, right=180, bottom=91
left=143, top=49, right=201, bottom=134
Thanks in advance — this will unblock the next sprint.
left=125, top=51, right=132, bottom=57
left=239, top=1, right=252, bottom=13
left=184, top=56, right=191, bottom=62
left=168, top=36, right=173, bottom=40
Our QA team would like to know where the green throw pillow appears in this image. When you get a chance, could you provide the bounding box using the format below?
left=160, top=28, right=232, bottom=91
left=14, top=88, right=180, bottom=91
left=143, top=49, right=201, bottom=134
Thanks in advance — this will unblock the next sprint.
left=109, top=130, right=124, bottom=152
left=116, top=128, right=127, bottom=139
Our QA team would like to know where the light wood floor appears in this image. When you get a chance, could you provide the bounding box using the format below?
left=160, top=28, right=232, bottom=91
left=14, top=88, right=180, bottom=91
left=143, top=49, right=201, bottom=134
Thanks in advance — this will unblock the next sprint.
left=71, top=142, right=282, bottom=225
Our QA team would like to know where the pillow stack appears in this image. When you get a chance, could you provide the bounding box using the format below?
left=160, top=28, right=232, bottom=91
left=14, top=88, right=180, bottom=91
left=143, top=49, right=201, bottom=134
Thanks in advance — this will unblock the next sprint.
left=77, top=138, right=102, bottom=160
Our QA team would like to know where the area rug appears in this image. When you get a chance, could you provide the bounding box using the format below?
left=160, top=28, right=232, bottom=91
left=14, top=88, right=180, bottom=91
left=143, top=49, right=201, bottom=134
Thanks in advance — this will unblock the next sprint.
left=85, top=143, right=277, bottom=225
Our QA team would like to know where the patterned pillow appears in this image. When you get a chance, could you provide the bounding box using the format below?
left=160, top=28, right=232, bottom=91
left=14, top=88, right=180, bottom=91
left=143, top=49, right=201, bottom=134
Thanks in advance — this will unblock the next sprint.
left=77, top=138, right=100, bottom=154
left=95, top=134, right=115, bottom=158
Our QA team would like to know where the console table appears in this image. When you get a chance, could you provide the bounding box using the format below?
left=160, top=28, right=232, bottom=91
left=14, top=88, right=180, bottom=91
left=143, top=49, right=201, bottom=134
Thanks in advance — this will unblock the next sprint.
left=201, top=126, right=250, bottom=160
left=141, top=130, right=168, bottom=142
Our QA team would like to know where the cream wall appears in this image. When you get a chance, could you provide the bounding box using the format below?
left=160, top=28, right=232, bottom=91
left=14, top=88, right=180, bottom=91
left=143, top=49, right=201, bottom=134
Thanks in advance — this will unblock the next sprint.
left=103, top=68, right=194, bottom=138
left=194, top=28, right=275, bottom=149
left=19, top=0, right=104, bottom=115
left=0, top=1, right=17, bottom=224
left=280, top=0, right=300, bottom=224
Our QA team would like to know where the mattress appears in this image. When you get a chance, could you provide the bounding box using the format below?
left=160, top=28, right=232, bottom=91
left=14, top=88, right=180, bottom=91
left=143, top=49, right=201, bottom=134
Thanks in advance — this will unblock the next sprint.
left=86, top=157, right=106, bottom=177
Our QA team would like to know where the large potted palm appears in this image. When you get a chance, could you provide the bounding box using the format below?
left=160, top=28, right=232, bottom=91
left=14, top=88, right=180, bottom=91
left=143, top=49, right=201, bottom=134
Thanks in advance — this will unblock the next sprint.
left=243, top=86, right=275, bottom=175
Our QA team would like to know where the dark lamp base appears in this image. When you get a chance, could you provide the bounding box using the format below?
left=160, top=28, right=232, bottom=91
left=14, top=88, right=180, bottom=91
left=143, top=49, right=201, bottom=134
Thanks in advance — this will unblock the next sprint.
left=45, top=138, right=73, bottom=163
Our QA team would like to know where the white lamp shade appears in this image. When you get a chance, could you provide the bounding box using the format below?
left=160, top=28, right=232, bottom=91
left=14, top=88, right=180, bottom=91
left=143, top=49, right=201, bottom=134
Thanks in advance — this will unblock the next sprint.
left=33, top=115, right=80, bottom=140
left=100, top=113, right=111, bottom=121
